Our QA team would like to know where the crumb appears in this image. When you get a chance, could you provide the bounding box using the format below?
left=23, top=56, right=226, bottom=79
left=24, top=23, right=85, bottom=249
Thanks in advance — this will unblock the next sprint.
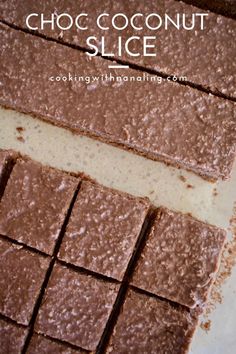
left=200, top=320, right=211, bottom=332
left=77, top=172, right=97, bottom=183
left=16, top=126, right=25, bottom=133
left=149, top=190, right=155, bottom=195
left=213, top=188, right=218, bottom=197
left=17, top=136, right=25, bottom=143
left=16, top=126, right=25, bottom=142
left=187, top=184, right=194, bottom=189
left=179, top=175, right=187, bottom=182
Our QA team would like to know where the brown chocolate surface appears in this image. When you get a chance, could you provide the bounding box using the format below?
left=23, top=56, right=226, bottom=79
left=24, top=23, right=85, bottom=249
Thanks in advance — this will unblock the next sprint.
left=28, top=334, right=86, bottom=354
left=59, top=181, right=150, bottom=281
left=0, top=149, right=18, bottom=199
left=0, top=0, right=236, bottom=98
left=0, top=0, right=235, bottom=97
left=180, top=0, right=236, bottom=18
left=0, top=238, right=50, bottom=325
left=107, top=288, right=198, bottom=354
left=0, top=318, right=28, bottom=354
left=35, top=263, right=120, bottom=351
left=0, top=24, right=235, bottom=181
left=0, top=158, right=78, bottom=254
left=131, top=208, right=226, bottom=309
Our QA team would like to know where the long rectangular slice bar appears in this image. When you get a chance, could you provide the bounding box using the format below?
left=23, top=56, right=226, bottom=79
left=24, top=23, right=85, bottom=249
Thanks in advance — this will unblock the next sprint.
left=0, top=0, right=235, bottom=98
left=0, top=24, right=235, bottom=181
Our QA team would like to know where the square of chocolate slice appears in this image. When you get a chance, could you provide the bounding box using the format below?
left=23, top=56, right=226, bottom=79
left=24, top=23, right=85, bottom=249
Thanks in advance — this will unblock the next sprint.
left=131, top=208, right=226, bottom=308
left=0, top=318, right=28, bottom=354
left=107, top=289, right=198, bottom=354
left=35, top=263, right=120, bottom=351
left=58, top=181, right=150, bottom=281
left=0, top=238, right=50, bottom=325
left=0, top=149, right=18, bottom=199
left=0, top=159, right=78, bottom=254
left=28, top=334, right=86, bottom=353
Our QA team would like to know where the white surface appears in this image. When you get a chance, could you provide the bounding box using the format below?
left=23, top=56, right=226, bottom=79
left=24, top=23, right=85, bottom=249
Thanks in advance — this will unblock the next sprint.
left=0, top=107, right=236, bottom=353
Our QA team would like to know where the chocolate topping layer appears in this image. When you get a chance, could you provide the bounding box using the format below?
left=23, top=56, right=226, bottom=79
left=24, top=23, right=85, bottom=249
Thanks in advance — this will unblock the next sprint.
left=0, top=152, right=228, bottom=353
left=107, top=288, right=198, bottom=354
left=0, top=158, right=78, bottom=254
left=180, top=0, right=236, bottom=18
left=0, top=24, right=235, bottom=181
left=0, top=238, right=50, bottom=325
left=28, top=334, right=86, bottom=354
left=0, top=0, right=235, bottom=97
left=131, top=208, right=226, bottom=308
left=0, top=318, right=28, bottom=354
left=59, top=181, right=150, bottom=281
left=35, top=263, right=120, bottom=351
left=0, top=149, right=18, bottom=199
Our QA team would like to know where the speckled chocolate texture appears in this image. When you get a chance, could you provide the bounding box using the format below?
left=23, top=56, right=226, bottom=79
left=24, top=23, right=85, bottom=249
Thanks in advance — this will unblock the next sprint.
left=0, top=0, right=235, bottom=97
left=180, top=0, right=236, bottom=18
left=0, top=149, right=18, bottom=199
left=35, top=263, right=120, bottom=351
left=59, top=181, right=150, bottom=281
left=0, top=318, right=28, bottom=354
left=0, top=25, right=235, bottom=181
left=0, top=158, right=78, bottom=254
left=107, top=289, right=198, bottom=354
left=28, top=334, right=86, bottom=354
left=0, top=238, right=50, bottom=325
left=131, top=208, right=226, bottom=308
